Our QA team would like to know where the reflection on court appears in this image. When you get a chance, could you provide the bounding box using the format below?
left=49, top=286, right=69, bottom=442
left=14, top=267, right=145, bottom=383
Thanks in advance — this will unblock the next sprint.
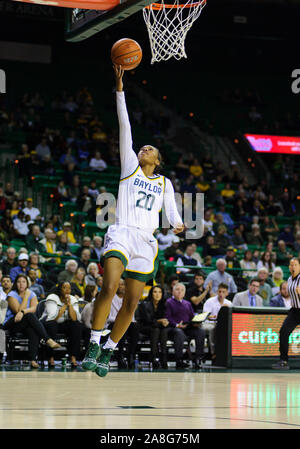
left=0, top=369, right=300, bottom=429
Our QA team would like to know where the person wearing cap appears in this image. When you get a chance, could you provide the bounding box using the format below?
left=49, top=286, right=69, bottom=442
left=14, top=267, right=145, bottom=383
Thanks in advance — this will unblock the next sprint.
left=9, top=253, right=30, bottom=282
left=164, top=235, right=183, bottom=261
left=225, top=246, right=240, bottom=270
left=22, top=198, right=41, bottom=222
left=57, top=222, right=76, bottom=244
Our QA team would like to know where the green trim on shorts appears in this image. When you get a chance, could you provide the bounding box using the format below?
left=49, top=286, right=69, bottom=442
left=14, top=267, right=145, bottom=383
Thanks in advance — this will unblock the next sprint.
left=103, top=250, right=128, bottom=269
left=123, top=252, right=159, bottom=283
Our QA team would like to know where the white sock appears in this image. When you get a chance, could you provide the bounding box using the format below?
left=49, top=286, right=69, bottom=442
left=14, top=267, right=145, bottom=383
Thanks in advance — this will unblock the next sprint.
left=90, top=329, right=102, bottom=345
left=103, top=336, right=118, bottom=350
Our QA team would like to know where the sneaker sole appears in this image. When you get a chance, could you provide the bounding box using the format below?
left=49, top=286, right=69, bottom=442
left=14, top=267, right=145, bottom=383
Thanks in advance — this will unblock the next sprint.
left=95, top=364, right=109, bottom=377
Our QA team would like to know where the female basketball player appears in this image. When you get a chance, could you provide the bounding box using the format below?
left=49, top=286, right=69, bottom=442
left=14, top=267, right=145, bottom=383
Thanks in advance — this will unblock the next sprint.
left=82, top=65, right=184, bottom=377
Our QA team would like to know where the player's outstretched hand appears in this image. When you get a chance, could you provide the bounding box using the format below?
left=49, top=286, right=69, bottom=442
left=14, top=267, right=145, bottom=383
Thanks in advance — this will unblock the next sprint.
left=113, top=64, right=124, bottom=92
left=173, top=223, right=185, bottom=234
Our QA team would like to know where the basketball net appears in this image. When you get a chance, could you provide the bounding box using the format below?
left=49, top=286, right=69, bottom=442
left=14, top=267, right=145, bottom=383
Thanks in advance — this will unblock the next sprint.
left=143, top=0, right=206, bottom=64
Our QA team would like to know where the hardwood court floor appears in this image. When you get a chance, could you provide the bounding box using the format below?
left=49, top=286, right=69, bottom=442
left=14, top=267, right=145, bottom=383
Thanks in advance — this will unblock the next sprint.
left=1, top=367, right=300, bottom=429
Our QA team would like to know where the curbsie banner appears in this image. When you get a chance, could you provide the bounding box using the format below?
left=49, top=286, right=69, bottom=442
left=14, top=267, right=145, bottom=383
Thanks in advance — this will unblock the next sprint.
left=245, top=134, right=300, bottom=154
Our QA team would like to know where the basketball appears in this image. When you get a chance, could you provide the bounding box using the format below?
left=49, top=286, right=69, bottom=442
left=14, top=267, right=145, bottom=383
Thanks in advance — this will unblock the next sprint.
left=111, top=38, right=142, bottom=71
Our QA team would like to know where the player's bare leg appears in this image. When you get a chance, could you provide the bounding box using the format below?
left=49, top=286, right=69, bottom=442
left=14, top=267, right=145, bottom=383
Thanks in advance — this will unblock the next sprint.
left=95, top=277, right=146, bottom=377
left=82, top=257, right=124, bottom=371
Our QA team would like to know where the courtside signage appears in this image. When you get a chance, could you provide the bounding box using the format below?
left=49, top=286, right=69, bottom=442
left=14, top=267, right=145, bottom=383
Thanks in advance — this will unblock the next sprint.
left=244, top=134, right=300, bottom=154
left=232, top=313, right=300, bottom=357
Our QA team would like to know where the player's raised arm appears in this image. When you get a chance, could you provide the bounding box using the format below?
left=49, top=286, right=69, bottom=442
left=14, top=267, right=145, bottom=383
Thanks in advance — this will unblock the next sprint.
left=163, top=178, right=185, bottom=234
left=114, top=65, right=139, bottom=179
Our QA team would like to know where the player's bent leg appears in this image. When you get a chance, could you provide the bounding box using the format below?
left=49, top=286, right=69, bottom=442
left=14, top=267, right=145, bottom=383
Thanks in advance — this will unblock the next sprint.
left=95, top=278, right=145, bottom=378
left=82, top=257, right=124, bottom=372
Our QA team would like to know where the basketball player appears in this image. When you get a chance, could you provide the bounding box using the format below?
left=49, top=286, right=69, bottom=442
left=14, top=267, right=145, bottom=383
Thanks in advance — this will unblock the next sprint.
left=272, top=257, right=300, bottom=370
left=82, top=65, right=184, bottom=377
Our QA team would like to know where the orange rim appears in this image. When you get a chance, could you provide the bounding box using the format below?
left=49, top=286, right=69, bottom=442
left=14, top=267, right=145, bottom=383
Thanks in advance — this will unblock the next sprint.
left=145, top=0, right=206, bottom=10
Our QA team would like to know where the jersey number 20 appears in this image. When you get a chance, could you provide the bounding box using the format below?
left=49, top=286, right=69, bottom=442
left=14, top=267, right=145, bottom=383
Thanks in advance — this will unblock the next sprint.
left=136, top=191, right=155, bottom=211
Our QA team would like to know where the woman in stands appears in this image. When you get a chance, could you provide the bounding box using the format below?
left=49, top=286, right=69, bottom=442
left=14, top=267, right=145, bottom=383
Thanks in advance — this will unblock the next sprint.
left=3, top=274, right=60, bottom=368
left=41, top=281, right=82, bottom=368
left=136, top=285, right=169, bottom=369
left=257, top=251, right=275, bottom=274
left=82, top=65, right=184, bottom=378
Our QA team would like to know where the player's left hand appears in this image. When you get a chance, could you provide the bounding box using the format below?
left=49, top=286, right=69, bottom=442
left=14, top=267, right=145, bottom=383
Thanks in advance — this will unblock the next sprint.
left=173, top=223, right=185, bottom=234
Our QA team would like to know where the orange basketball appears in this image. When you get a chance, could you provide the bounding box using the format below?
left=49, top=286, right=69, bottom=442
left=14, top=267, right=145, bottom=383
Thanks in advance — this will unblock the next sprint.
left=111, top=38, right=142, bottom=71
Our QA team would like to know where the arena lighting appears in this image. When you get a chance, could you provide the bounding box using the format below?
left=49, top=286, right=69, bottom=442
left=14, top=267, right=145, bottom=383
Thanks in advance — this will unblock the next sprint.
left=245, top=133, right=300, bottom=155
left=189, top=112, right=194, bottom=117
left=162, top=95, right=167, bottom=100
left=12, top=0, right=119, bottom=10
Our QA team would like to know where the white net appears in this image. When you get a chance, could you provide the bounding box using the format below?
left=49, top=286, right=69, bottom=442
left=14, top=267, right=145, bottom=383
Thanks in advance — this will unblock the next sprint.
left=143, top=0, right=206, bottom=64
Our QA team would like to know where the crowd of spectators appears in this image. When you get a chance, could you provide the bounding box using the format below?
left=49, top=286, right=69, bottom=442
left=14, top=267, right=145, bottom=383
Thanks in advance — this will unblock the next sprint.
left=0, top=82, right=299, bottom=370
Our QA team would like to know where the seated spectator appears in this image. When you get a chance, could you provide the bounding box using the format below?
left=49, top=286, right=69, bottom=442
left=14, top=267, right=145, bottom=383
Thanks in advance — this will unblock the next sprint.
left=216, top=206, right=235, bottom=230
left=156, top=228, right=178, bottom=251
left=203, top=210, right=214, bottom=235
left=91, top=236, right=104, bottom=261
left=28, top=269, right=45, bottom=300
left=104, top=279, right=139, bottom=369
left=70, top=267, right=87, bottom=298
left=88, top=180, right=100, bottom=201
left=76, top=236, right=92, bottom=257
left=189, top=158, right=203, bottom=178
left=246, top=224, right=264, bottom=247
left=257, top=251, right=276, bottom=274
left=196, top=175, right=210, bottom=193
left=239, top=250, right=257, bottom=279
left=0, top=275, right=12, bottom=356
left=278, top=225, right=295, bottom=248
left=80, top=285, right=99, bottom=349
left=52, top=180, right=69, bottom=203
left=13, top=211, right=32, bottom=237
left=163, top=274, right=179, bottom=299
left=3, top=274, right=60, bottom=368
left=257, top=267, right=273, bottom=306
left=271, top=266, right=284, bottom=294
left=203, top=255, right=213, bottom=266
left=59, top=147, right=78, bottom=167
left=76, top=185, right=94, bottom=213
left=224, top=246, right=240, bottom=270
left=89, top=150, right=107, bottom=172
left=136, top=285, right=169, bottom=369
left=166, top=283, right=205, bottom=370
left=85, top=263, right=100, bottom=286
left=176, top=243, right=202, bottom=275
left=69, top=174, right=81, bottom=203
left=232, top=278, right=263, bottom=307
left=57, top=222, right=76, bottom=244
left=212, top=213, right=226, bottom=235
left=202, top=283, right=232, bottom=362
left=1, top=247, right=17, bottom=275
left=57, top=259, right=78, bottom=284
left=77, top=248, right=92, bottom=272
left=276, top=240, right=293, bottom=266
left=269, top=281, right=291, bottom=309
left=204, top=258, right=238, bottom=296
left=164, top=236, right=182, bottom=261
left=186, top=272, right=212, bottom=313
left=41, top=282, right=82, bottom=368
left=232, top=227, right=248, bottom=251
left=261, top=216, right=279, bottom=243
left=56, top=232, right=73, bottom=257
left=202, top=235, right=223, bottom=258
left=294, top=231, right=300, bottom=253
left=232, top=198, right=248, bottom=223
left=214, top=225, right=231, bottom=252
left=10, top=253, right=30, bottom=282
left=22, top=198, right=41, bottom=222
left=220, top=183, right=235, bottom=201
left=28, top=253, right=45, bottom=284
left=35, top=137, right=51, bottom=163
left=25, top=224, right=44, bottom=253
left=40, top=228, right=57, bottom=257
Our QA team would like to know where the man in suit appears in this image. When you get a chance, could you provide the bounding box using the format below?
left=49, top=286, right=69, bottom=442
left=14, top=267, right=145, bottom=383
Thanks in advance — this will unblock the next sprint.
left=269, top=281, right=291, bottom=309
left=232, top=278, right=263, bottom=307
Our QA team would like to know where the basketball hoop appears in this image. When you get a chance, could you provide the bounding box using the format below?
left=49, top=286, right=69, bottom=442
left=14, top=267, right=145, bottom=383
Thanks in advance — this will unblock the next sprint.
left=143, top=0, right=206, bottom=64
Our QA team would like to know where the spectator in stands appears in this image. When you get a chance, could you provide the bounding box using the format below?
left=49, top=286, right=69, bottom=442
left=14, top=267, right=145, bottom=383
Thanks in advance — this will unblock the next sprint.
left=89, top=150, right=107, bottom=172
left=10, top=253, right=30, bottom=282
left=77, top=248, right=92, bottom=272
left=69, top=174, right=81, bottom=203
left=91, top=236, right=104, bottom=261
left=175, top=155, right=189, bottom=178
left=80, top=284, right=99, bottom=348
left=201, top=154, right=214, bottom=179
left=41, top=281, right=82, bottom=368
left=202, top=283, right=232, bottom=362
left=232, top=227, right=248, bottom=251
left=35, top=137, right=51, bottom=163
left=203, top=210, right=214, bottom=235
left=280, top=191, right=296, bottom=217
left=257, top=267, right=273, bottom=306
left=239, top=250, right=257, bottom=279
left=196, top=175, right=210, bottom=193
left=56, top=232, right=73, bottom=257
left=88, top=180, right=100, bottom=201
left=214, top=225, right=231, bottom=253
left=246, top=224, right=264, bottom=247
left=57, top=222, right=76, bottom=244
left=278, top=225, right=295, bottom=248
left=225, top=246, right=240, bottom=270
left=261, top=216, right=279, bottom=243
left=189, top=158, right=203, bottom=178
left=25, top=224, right=44, bottom=253
left=156, top=228, right=178, bottom=251
left=85, top=263, right=100, bottom=286
left=164, top=274, right=179, bottom=299
left=10, top=200, right=21, bottom=218
left=217, top=206, right=235, bottom=230
left=104, top=278, right=139, bottom=369
left=76, top=236, right=92, bottom=257
left=28, top=253, right=44, bottom=284
left=70, top=267, right=87, bottom=298
left=185, top=272, right=212, bottom=313
left=40, top=228, right=57, bottom=261
left=166, top=283, right=205, bottom=370
left=232, top=278, right=263, bottom=307
left=257, top=251, right=276, bottom=274
left=294, top=231, right=300, bottom=253
left=3, top=274, right=60, bottom=368
left=2, top=247, right=17, bottom=275
left=269, top=281, right=291, bottom=309
left=76, top=185, right=94, bottom=213
left=276, top=240, right=293, bottom=266
left=22, top=198, right=41, bottom=222
left=221, top=183, right=235, bottom=201
left=136, top=285, right=169, bottom=369
left=57, top=259, right=78, bottom=284
left=202, top=235, right=223, bottom=258
left=176, top=243, right=202, bottom=275
left=271, top=266, right=284, bottom=295
left=203, top=255, right=213, bottom=267
left=52, top=180, right=69, bottom=203
left=28, top=269, right=45, bottom=300
left=0, top=275, right=12, bottom=356
left=204, top=258, right=237, bottom=295
left=164, top=236, right=182, bottom=261
left=13, top=211, right=32, bottom=237
left=59, top=147, right=78, bottom=167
